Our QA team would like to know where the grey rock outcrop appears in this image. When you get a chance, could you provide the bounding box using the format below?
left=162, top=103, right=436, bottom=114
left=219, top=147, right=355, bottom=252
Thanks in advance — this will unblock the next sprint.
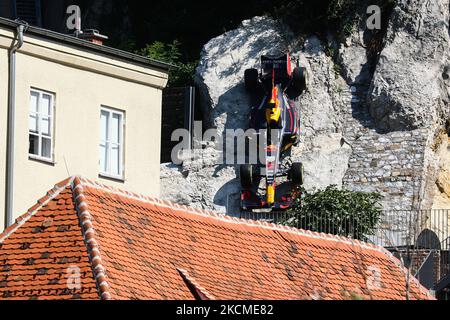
left=162, top=1, right=450, bottom=213
left=289, top=37, right=353, bottom=191
left=337, top=26, right=372, bottom=86
left=368, top=0, right=450, bottom=132
left=161, top=16, right=353, bottom=213
left=195, top=17, right=290, bottom=136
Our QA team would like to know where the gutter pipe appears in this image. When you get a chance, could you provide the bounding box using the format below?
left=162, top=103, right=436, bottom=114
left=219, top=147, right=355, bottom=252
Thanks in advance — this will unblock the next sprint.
left=5, top=21, right=27, bottom=228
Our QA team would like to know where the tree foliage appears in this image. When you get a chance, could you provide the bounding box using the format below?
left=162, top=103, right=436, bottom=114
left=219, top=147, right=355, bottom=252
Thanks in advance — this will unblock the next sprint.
left=284, top=186, right=382, bottom=241
left=138, top=40, right=197, bottom=87
left=138, top=41, right=182, bottom=65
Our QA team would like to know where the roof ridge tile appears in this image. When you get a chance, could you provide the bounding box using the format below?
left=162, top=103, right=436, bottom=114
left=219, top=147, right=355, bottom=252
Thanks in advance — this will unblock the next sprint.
left=71, top=177, right=111, bottom=301
left=177, top=268, right=215, bottom=300
left=378, top=246, right=435, bottom=299
left=0, top=177, right=74, bottom=244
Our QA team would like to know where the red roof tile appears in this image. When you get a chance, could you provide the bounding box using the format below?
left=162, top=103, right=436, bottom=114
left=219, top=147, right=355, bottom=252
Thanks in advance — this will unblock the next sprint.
left=0, top=177, right=434, bottom=300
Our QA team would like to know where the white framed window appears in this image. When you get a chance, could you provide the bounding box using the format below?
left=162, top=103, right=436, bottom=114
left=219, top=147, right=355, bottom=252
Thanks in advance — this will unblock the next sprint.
left=99, top=106, right=125, bottom=179
left=29, top=89, right=55, bottom=162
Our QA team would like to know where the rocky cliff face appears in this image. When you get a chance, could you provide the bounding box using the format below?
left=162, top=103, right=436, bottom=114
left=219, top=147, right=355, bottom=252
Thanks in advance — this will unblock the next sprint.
left=368, top=0, right=450, bottom=132
left=161, top=1, right=450, bottom=213
left=161, top=16, right=354, bottom=214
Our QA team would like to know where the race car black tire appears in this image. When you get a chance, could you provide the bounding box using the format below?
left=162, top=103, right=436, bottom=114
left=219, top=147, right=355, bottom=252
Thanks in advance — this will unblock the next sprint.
left=290, top=162, right=305, bottom=186
left=288, top=67, right=308, bottom=98
left=245, top=69, right=259, bottom=93
left=240, top=164, right=254, bottom=189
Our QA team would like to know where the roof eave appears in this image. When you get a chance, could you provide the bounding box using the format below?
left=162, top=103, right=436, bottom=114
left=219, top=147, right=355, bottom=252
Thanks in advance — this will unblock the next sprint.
left=0, top=17, right=173, bottom=73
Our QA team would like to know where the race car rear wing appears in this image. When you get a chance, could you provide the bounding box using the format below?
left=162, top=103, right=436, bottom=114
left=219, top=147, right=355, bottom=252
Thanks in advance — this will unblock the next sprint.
left=260, top=53, right=296, bottom=88
left=261, top=54, right=289, bottom=70
left=261, top=54, right=293, bottom=76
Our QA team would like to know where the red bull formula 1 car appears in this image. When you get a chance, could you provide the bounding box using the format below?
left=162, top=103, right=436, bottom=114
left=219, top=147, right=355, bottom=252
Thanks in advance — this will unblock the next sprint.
left=240, top=53, right=308, bottom=211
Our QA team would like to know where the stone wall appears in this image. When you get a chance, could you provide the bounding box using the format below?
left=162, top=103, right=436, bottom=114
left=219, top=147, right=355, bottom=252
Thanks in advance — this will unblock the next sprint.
left=343, top=129, right=429, bottom=210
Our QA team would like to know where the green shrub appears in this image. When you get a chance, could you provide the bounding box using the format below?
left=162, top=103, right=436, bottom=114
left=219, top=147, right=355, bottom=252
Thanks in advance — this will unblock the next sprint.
left=283, top=186, right=382, bottom=241
left=138, top=40, right=197, bottom=87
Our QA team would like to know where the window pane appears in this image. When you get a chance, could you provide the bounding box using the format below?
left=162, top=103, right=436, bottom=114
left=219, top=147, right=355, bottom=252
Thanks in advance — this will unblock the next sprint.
left=42, top=138, right=52, bottom=159
left=100, top=110, right=109, bottom=142
left=30, top=91, right=39, bottom=113
left=110, top=144, right=120, bottom=176
left=111, top=113, right=121, bottom=144
left=100, top=108, right=124, bottom=177
left=41, top=117, right=51, bottom=136
left=41, top=94, right=52, bottom=116
left=29, top=90, right=54, bottom=160
left=29, top=135, right=39, bottom=155
left=29, top=114, right=38, bottom=133
left=99, top=143, right=108, bottom=172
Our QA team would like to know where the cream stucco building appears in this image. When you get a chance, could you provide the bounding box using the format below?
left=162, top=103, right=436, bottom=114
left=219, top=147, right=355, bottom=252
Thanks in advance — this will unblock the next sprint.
left=0, top=18, right=170, bottom=231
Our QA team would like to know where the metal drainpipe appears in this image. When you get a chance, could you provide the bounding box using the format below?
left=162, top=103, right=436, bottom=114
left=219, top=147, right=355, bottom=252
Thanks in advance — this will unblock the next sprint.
left=5, top=22, right=27, bottom=228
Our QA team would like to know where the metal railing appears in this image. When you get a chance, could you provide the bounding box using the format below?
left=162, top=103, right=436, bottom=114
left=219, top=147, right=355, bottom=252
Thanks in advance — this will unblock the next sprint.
left=239, top=209, right=450, bottom=250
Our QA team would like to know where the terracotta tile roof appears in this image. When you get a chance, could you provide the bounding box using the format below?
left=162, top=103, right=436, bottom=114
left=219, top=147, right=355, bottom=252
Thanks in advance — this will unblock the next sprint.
left=0, top=177, right=434, bottom=300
